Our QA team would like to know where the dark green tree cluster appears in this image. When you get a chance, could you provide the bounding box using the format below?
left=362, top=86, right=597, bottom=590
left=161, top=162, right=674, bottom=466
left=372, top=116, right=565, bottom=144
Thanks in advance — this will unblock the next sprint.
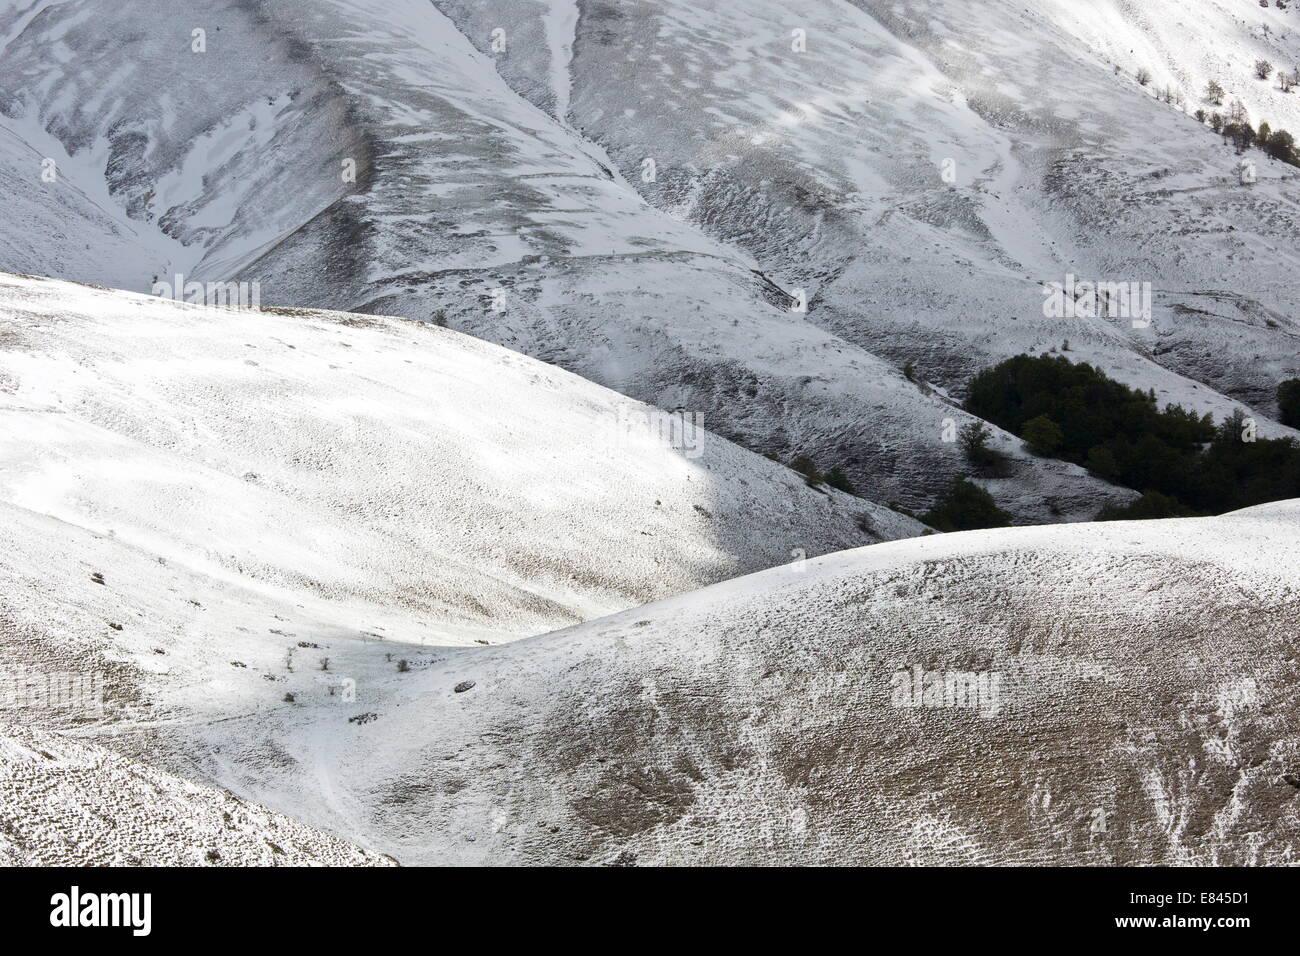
left=1279, top=378, right=1300, bottom=428
left=921, top=479, right=1012, bottom=533
left=964, top=354, right=1300, bottom=517
left=1096, top=491, right=1195, bottom=522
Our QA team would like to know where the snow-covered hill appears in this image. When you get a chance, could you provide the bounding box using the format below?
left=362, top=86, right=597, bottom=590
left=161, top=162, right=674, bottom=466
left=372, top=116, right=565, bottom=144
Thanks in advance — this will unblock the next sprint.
left=0, top=272, right=918, bottom=648
left=4, top=459, right=1296, bottom=864
left=319, top=500, right=1297, bottom=866
left=1041, top=0, right=1300, bottom=138
left=508, top=0, right=1300, bottom=413
left=0, top=277, right=1294, bottom=866
left=9, top=0, right=1296, bottom=523
left=0, top=271, right=925, bottom=863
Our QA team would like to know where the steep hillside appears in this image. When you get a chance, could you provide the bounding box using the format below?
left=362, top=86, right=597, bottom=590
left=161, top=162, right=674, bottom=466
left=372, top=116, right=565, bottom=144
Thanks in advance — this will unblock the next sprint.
left=12, top=0, right=1282, bottom=521
left=3, top=0, right=1298, bottom=872
left=1039, top=0, right=1300, bottom=137
left=0, top=272, right=919, bottom=646
left=4, top=475, right=1295, bottom=864
left=167, top=500, right=1300, bottom=865
left=498, top=0, right=1300, bottom=415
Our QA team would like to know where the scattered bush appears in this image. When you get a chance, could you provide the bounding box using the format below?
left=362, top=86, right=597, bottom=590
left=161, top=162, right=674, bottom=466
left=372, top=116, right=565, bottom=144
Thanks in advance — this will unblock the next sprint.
left=823, top=467, right=856, bottom=495
left=789, top=455, right=822, bottom=486
left=789, top=455, right=860, bottom=495
left=958, top=420, right=999, bottom=467
left=1199, top=93, right=1300, bottom=166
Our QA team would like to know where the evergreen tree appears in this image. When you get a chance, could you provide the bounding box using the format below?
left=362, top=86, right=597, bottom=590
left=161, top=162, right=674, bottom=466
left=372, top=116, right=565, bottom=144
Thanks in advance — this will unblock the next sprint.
left=1279, top=379, right=1300, bottom=428
left=922, top=479, right=1013, bottom=533
left=963, top=354, right=1300, bottom=518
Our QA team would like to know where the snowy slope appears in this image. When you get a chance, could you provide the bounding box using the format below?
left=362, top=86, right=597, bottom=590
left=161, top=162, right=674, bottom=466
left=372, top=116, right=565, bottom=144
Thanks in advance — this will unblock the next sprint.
left=0, top=0, right=360, bottom=285
left=0, top=724, right=394, bottom=866
left=4, top=0, right=1258, bottom=522
left=0, top=272, right=912, bottom=862
left=0, top=280, right=1291, bottom=866
left=171, top=500, right=1300, bottom=865
left=495, top=0, right=1300, bottom=416
left=3, top=471, right=1295, bottom=864
left=1039, top=0, right=1300, bottom=137
left=2, top=0, right=1298, bottom=870
left=0, top=272, right=920, bottom=647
